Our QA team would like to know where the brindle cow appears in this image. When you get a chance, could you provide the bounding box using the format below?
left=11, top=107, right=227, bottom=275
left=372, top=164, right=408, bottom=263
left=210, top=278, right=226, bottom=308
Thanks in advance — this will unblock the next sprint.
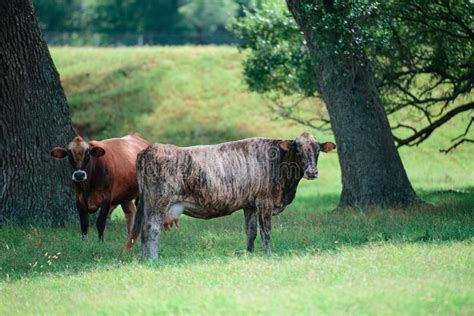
left=51, top=134, right=150, bottom=240
left=125, top=132, right=335, bottom=259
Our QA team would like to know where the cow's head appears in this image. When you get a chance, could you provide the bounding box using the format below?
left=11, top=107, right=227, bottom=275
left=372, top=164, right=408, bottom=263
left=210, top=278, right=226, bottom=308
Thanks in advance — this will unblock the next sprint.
left=50, top=136, right=105, bottom=183
left=280, top=132, right=336, bottom=179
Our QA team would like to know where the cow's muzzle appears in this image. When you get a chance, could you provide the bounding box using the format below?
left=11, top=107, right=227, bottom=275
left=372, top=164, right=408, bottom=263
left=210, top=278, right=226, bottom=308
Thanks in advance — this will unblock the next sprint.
left=303, top=169, right=318, bottom=180
left=72, top=170, right=87, bottom=182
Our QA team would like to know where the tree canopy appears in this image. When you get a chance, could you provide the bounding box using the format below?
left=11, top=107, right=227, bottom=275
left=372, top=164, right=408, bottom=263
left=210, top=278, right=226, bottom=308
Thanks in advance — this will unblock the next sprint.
left=179, top=0, right=239, bottom=43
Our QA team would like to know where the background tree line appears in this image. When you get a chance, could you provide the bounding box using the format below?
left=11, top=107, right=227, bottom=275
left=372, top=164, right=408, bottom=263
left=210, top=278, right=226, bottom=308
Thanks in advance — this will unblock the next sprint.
left=34, top=0, right=261, bottom=45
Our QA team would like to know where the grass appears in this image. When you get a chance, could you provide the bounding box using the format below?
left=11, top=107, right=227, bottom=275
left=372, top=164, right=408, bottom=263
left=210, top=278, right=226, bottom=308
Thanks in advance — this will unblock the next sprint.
left=1, top=242, right=472, bottom=315
left=1, top=193, right=473, bottom=314
left=0, top=46, right=473, bottom=314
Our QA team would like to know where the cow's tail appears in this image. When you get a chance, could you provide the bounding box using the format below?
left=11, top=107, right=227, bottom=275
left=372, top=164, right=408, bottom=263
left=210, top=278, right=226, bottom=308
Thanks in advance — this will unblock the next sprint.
left=124, top=148, right=149, bottom=253
left=124, top=190, right=144, bottom=252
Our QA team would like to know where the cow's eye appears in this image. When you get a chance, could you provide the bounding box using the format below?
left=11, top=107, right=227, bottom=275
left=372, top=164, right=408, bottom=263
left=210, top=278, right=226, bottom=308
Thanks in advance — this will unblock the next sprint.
left=296, top=144, right=304, bottom=154
left=83, top=149, right=91, bottom=165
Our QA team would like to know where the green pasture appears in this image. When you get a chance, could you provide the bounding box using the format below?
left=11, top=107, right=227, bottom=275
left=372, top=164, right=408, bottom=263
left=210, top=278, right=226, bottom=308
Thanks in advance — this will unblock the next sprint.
left=1, top=46, right=473, bottom=315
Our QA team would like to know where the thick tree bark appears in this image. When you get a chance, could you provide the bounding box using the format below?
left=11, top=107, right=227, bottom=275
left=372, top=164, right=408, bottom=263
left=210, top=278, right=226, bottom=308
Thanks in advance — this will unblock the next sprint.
left=287, top=0, right=419, bottom=207
left=0, top=1, right=76, bottom=225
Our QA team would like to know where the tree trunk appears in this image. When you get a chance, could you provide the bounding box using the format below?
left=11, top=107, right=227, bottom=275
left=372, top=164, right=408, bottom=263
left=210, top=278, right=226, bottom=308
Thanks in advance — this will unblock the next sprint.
left=287, top=0, right=419, bottom=207
left=0, top=1, right=76, bottom=225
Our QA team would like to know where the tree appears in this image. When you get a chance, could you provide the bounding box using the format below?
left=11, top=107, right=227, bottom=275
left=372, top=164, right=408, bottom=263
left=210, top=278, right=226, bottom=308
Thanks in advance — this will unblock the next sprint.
left=33, top=0, right=82, bottom=32
left=179, top=0, right=239, bottom=44
left=92, top=0, right=143, bottom=34
left=231, top=0, right=473, bottom=153
left=232, top=0, right=422, bottom=207
left=139, top=0, right=182, bottom=33
left=0, top=0, right=76, bottom=225
left=284, top=0, right=419, bottom=207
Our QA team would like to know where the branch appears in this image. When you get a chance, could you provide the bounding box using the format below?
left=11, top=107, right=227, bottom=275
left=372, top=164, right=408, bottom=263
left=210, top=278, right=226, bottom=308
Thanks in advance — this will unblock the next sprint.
left=440, top=139, right=474, bottom=154
left=404, top=1, right=473, bottom=40
left=394, top=101, right=474, bottom=147
left=386, top=80, right=472, bottom=117
left=444, top=0, right=474, bottom=41
left=391, top=123, right=418, bottom=134
left=270, top=96, right=332, bottom=132
left=402, top=15, right=471, bottom=40
left=393, top=82, right=469, bottom=109
left=439, top=117, right=474, bottom=153
left=282, top=114, right=332, bottom=131
left=452, top=117, right=473, bottom=142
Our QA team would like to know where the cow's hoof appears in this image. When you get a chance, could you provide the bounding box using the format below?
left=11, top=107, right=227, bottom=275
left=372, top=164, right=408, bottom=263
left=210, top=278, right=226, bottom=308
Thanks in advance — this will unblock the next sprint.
left=142, top=256, right=160, bottom=263
left=263, top=248, right=272, bottom=256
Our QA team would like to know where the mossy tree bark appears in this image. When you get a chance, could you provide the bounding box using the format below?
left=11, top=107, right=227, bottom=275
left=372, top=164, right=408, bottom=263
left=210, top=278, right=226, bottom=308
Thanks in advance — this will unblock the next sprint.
left=0, top=0, right=76, bottom=225
left=287, top=0, right=419, bottom=207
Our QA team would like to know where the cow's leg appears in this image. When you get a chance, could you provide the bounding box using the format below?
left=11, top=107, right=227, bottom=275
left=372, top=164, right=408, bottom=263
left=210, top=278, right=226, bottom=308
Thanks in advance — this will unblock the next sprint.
left=140, top=206, right=149, bottom=259
left=140, top=197, right=168, bottom=260
left=75, top=193, right=89, bottom=238
left=96, top=196, right=112, bottom=242
left=79, top=210, right=90, bottom=239
left=121, top=200, right=136, bottom=235
left=140, top=193, right=153, bottom=258
left=243, top=208, right=257, bottom=252
left=146, top=211, right=164, bottom=260
left=257, top=201, right=273, bottom=254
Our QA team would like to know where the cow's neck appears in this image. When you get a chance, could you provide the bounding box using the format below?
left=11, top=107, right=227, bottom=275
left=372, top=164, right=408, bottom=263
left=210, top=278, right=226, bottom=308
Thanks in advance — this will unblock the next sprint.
left=73, top=176, right=92, bottom=195
left=277, top=142, right=304, bottom=207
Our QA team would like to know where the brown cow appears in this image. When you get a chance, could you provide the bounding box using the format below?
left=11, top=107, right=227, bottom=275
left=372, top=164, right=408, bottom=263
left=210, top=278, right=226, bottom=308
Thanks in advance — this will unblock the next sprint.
left=125, top=132, right=335, bottom=259
left=51, top=134, right=150, bottom=240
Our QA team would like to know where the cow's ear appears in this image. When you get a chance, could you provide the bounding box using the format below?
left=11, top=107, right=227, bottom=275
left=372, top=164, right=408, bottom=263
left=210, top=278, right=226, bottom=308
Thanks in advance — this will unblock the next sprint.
left=320, top=142, right=336, bottom=153
left=90, top=146, right=106, bottom=157
left=279, top=141, right=291, bottom=152
left=50, top=147, right=68, bottom=159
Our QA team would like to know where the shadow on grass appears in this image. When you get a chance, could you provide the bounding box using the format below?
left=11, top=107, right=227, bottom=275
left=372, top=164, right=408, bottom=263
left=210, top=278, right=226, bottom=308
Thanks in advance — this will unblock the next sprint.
left=1, top=187, right=472, bottom=281
left=419, top=186, right=474, bottom=204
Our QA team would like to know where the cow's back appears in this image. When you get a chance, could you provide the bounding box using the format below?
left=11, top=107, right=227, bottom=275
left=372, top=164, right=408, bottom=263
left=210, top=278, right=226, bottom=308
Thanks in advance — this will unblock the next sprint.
left=140, top=138, right=280, bottom=215
left=94, top=134, right=150, bottom=203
